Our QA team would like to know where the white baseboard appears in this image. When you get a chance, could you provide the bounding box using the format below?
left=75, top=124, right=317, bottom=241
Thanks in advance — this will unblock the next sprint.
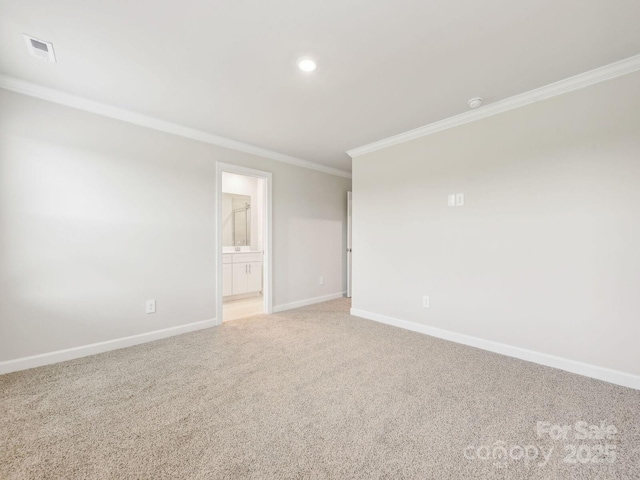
left=273, top=292, right=345, bottom=313
left=0, top=318, right=217, bottom=375
left=350, top=308, right=640, bottom=391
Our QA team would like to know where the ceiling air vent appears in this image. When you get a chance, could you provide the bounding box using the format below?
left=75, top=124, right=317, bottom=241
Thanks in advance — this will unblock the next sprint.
left=23, top=34, right=56, bottom=63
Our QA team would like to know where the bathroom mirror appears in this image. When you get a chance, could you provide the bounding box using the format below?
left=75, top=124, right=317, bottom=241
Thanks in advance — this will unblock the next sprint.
left=222, top=193, right=251, bottom=247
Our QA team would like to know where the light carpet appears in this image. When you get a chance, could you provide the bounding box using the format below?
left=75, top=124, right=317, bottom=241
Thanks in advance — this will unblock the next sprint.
left=1, top=298, right=639, bottom=479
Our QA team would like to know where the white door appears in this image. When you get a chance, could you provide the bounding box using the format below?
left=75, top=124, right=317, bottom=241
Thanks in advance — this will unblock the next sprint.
left=247, top=262, right=262, bottom=293
left=347, top=191, right=352, bottom=298
left=223, top=264, right=233, bottom=297
left=232, top=263, right=248, bottom=295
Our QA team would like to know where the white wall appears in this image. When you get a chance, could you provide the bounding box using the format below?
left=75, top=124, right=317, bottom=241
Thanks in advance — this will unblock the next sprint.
left=352, top=71, right=640, bottom=378
left=0, top=89, right=350, bottom=363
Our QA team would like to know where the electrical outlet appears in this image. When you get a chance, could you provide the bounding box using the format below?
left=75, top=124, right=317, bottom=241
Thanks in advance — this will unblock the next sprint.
left=319, top=276, right=325, bottom=286
left=447, top=194, right=456, bottom=207
left=456, top=193, right=465, bottom=206
left=146, top=299, right=156, bottom=314
left=423, top=296, right=430, bottom=308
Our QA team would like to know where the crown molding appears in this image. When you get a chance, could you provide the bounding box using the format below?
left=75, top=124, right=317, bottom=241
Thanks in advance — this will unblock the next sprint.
left=0, top=74, right=352, bottom=179
left=347, top=53, right=640, bottom=158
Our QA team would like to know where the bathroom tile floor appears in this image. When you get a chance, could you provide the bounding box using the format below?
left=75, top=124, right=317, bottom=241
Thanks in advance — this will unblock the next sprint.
left=223, top=295, right=263, bottom=322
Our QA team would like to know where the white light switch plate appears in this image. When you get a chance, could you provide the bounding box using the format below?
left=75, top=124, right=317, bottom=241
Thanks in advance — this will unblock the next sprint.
left=448, top=194, right=456, bottom=207
left=456, top=193, right=465, bottom=206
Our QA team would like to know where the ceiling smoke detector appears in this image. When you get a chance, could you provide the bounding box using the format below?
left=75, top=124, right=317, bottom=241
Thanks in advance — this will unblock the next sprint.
left=23, top=34, right=56, bottom=63
left=468, top=97, right=483, bottom=109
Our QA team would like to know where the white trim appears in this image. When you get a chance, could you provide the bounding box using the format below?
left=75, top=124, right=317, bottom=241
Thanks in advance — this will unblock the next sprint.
left=0, top=74, right=351, bottom=179
left=273, top=292, right=345, bottom=313
left=346, top=191, right=352, bottom=298
left=216, top=163, right=273, bottom=324
left=347, top=54, right=640, bottom=158
left=350, top=308, right=640, bottom=391
left=0, top=318, right=216, bottom=375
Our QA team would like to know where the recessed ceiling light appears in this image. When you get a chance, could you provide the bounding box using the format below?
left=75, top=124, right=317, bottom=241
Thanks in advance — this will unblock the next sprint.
left=297, top=57, right=317, bottom=73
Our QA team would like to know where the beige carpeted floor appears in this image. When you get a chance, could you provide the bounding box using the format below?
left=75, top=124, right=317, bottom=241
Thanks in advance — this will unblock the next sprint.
left=1, top=298, right=639, bottom=479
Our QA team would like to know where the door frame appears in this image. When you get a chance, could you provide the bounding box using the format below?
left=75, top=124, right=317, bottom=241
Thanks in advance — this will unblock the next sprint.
left=347, top=191, right=352, bottom=298
left=215, top=162, right=273, bottom=324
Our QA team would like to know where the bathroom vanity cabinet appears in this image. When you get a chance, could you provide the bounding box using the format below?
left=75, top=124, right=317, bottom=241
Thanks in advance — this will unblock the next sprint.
left=223, top=252, right=263, bottom=297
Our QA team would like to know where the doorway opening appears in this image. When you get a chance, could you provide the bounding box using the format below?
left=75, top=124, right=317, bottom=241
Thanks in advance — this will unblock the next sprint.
left=216, top=163, right=272, bottom=323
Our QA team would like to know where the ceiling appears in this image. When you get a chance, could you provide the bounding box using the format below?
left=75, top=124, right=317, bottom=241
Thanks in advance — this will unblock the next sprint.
left=1, top=0, right=640, bottom=173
